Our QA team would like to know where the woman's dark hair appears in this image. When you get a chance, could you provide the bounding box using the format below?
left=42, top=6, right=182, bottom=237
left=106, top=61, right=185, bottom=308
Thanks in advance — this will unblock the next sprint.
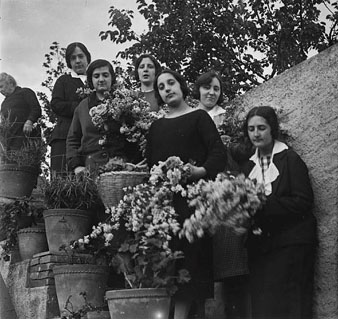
left=154, top=69, right=190, bottom=106
left=65, top=42, right=91, bottom=69
left=243, top=106, right=279, bottom=140
left=134, top=54, right=162, bottom=82
left=86, top=59, right=116, bottom=90
left=192, top=71, right=224, bottom=104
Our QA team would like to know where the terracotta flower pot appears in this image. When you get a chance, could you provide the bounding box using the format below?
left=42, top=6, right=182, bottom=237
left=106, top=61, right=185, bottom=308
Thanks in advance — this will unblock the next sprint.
left=43, top=209, right=92, bottom=253
left=106, top=288, right=171, bottom=319
left=0, top=164, right=38, bottom=199
left=53, top=264, right=108, bottom=315
left=17, top=225, right=48, bottom=260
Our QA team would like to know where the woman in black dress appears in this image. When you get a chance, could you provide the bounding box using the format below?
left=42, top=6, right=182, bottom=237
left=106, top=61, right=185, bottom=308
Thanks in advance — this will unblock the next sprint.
left=146, top=69, right=227, bottom=319
left=50, top=42, right=91, bottom=174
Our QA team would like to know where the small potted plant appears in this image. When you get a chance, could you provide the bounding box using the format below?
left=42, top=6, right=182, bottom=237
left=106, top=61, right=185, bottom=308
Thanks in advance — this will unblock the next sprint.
left=0, top=114, right=47, bottom=198
left=42, top=171, right=103, bottom=254
left=0, top=198, right=47, bottom=261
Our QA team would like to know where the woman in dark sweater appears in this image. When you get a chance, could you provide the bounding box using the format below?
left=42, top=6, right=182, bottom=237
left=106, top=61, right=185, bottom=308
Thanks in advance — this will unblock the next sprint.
left=50, top=42, right=91, bottom=173
left=67, top=59, right=137, bottom=174
left=0, top=72, right=41, bottom=150
left=146, top=69, right=227, bottom=319
left=242, top=106, right=317, bottom=319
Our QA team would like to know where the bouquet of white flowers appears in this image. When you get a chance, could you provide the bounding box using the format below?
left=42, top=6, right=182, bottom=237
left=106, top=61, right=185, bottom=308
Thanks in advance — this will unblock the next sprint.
left=180, top=173, right=266, bottom=242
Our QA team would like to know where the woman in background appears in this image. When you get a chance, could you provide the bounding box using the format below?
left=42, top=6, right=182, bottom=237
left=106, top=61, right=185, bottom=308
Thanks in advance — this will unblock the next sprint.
left=146, top=69, right=226, bottom=319
left=133, top=54, right=162, bottom=111
left=242, top=106, right=317, bottom=319
left=50, top=42, right=91, bottom=174
left=0, top=72, right=41, bottom=150
left=193, top=70, right=250, bottom=319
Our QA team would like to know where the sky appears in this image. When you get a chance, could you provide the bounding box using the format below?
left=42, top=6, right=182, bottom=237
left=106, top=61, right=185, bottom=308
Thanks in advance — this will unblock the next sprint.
left=0, top=0, right=147, bottom=103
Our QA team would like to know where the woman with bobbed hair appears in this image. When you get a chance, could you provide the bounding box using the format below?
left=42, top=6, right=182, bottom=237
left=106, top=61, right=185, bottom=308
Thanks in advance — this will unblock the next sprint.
left=67, top=59, right=136, bottom=175
left=242, top=106, right=317, bottom=319
left=50, top=42, right=91, bottom=174
left=133, top=53, right=162, bottom=111
left=147, top=69, right=227, bottom=319
left=0, top=72, right=41, bottom=150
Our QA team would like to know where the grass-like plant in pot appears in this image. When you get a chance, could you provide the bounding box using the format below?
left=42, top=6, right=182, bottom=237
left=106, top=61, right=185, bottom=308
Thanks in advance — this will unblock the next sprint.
left=43, top=171, right=104, bottom=254
left=0, top=114, right=47, bottom=198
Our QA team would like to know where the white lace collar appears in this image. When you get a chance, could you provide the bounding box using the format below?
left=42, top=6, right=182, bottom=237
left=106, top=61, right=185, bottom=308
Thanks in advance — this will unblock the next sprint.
left=249, top=140, right=288, bottom=195
left=70, top=70, right=87, bottom=84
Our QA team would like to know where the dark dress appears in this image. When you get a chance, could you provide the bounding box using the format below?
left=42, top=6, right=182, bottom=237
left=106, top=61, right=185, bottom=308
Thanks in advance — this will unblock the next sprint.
left=50, top=74, right=86, bottom=173
left=241, top=147, right=317, bottom=319
left=0, top=86, right=41, bottom=150
left=145, top=109, right=227, bottom=299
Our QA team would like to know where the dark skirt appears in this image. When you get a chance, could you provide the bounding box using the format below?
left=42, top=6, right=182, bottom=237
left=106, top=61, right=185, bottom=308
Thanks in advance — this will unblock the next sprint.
left=171, top=194, right=214, bottom=300
left=248, top=244, right=315, bottom=319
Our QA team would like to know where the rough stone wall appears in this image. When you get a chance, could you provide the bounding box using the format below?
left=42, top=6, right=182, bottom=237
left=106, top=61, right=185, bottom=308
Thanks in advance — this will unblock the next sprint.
left=227, top=43, right=338, bottom=318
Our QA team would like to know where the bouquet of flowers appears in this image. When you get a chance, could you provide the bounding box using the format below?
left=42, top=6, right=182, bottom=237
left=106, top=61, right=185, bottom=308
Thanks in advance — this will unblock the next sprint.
left=180, top=173, right=266, bottom=242
left=72, top=156, right=191, bottom=295
left=89, top=89, right=165, bottom=155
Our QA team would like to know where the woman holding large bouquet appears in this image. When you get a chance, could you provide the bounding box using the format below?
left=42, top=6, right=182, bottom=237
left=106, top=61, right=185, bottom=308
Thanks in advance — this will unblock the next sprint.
left=66, top=59, right=138, bottom=175
left=242, top=106, right=317, bottom=319
left=145, top=69, right=227, bottom=319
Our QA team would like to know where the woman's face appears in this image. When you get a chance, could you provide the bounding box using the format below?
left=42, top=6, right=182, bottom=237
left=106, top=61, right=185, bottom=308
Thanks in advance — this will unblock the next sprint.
left=157, top=73, right=183, bottom=106
left=92, top=66, right=112, bottom=93
left=70, top=46, right=88, bottom=75
left=0, top=80, right=15, bottom=97
left=247, top=115, right=274, bottom=154
left=137, top=57, right=156, bottom=86
left=199, top=77, right=221, bottom=110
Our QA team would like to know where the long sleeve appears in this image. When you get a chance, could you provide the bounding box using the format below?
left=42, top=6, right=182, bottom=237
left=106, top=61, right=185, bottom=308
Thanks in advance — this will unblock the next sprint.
left=197, top=111, right=227, bottom=179
left=23, top=88, right=41, bottom=123
left=51, top=75, right=84, bottom=118
left=66, top=105, right=84, bottom=170
left=262, top=151, right=313, bottom=220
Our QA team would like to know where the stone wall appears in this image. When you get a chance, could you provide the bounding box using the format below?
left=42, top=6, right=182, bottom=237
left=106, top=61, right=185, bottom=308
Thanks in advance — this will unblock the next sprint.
left=227, top=43, right=338, bottom=318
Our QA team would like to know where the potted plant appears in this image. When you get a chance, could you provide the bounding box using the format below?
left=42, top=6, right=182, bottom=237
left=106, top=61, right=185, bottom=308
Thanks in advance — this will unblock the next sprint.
left=0, top=198, right=47, bottom=261
left=0, top=114, right=47, bottom=199
left=73, top=157, right=192, bottom=319
left=42, top=171, right=103, bottom=254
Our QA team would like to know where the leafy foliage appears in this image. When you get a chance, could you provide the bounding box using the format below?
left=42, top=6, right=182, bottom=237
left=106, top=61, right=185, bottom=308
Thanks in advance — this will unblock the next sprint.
left=100, top=0, right=337, bottom=98
left=36, top=42, right=66, bottom=142
left=0, top=199, right=44, bottom=258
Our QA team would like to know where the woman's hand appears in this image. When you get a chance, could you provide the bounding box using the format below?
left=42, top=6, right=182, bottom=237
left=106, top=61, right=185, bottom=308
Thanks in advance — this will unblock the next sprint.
left=74, top=166, right=86, bottom=175
left=186, top=164, right=206, bottom=181
left=23, top=120, right=33, bottom=135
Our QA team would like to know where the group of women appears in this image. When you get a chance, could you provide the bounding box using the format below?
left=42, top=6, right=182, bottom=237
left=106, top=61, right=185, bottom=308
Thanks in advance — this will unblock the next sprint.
left=0, top=41, right=317, bottom=319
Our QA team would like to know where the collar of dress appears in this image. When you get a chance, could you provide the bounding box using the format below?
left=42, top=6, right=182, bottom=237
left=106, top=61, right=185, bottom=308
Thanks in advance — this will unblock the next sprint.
left=249, top=140, right=288, bottom=195
left=70, top=69, right=87, bottom=84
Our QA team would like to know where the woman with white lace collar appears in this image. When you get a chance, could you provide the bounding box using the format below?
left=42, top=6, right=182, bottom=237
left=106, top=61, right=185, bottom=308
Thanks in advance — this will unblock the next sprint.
left=50, top=42, right=91, bottom=174
left=242, top=106, right=317, bottom=319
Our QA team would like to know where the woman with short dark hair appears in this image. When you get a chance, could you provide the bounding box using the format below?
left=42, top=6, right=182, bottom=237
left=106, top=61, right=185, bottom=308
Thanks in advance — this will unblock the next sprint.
left=242, top=105, right=317, bottom=319
left=50, top=42, right=91, bottom=174
left=146, top=69, right=227, bottom=319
